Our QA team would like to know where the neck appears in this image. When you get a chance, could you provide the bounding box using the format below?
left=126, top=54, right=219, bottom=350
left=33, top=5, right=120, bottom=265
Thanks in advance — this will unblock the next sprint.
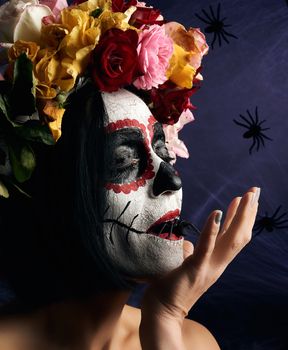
left=86, top=290, right=131, bottom=350
left=32, top=290, right=131, bottom=350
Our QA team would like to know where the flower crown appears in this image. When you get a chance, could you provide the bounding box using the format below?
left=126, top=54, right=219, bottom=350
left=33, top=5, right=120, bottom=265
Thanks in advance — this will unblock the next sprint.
left=0, top=0, right=208, bottom=198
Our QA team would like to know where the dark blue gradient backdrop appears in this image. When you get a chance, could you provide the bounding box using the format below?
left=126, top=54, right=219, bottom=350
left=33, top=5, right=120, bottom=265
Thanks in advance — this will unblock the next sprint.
left=0, top=1, right=287, bottom=349
left=130, top=1, right=288, bottom=349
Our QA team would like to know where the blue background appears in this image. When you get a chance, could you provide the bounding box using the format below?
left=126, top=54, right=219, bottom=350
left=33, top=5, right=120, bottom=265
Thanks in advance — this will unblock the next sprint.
left=129, top=1, right=288, bottom=349
left=0, top=1, right=287, bottom=349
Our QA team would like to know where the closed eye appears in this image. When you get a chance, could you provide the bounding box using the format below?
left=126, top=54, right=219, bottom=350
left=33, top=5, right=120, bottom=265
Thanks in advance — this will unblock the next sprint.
left=104, top=128, right=147, bottom=183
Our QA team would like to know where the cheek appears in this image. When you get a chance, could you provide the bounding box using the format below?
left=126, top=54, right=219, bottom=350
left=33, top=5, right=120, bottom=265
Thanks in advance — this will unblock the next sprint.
left=103, top=184, right=183, bottom=232
left=104, top=188, right=146, bottom=227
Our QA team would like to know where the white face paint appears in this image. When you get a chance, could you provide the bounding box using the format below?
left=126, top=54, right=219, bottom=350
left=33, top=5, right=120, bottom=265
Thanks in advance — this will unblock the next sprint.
left=101, top=89, right=184, bottom=279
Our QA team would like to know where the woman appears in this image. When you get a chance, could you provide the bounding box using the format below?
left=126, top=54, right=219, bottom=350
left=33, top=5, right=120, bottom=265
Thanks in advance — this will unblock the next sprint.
left=0, top=1, right=260, bottom=348
left=0, top=81, right=260, bottom=350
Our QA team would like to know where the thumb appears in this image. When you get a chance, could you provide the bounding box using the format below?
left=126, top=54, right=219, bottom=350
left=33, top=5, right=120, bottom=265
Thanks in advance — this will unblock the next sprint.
left=183, top=239, right=194, bottom=259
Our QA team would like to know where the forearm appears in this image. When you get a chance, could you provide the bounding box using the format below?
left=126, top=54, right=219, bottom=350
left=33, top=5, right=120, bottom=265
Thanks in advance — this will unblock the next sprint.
left=139, top=314, right=186, bottom=350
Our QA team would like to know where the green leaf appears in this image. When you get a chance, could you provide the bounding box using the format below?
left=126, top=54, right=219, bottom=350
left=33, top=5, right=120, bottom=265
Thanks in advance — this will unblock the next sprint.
left=0, top=92, right=17, bottom=127
left=0, top=180, right=9, bottom=198
left=10, top=53, right=36, bottom=117
left=8, top=142, right=36, bottom=183
left=90, top=8, right=103, bottom=17
left=14, top=121, right=56, bottom=145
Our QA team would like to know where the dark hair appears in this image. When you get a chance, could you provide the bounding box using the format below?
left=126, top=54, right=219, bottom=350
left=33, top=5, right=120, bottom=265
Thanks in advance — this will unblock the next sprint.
left=0, top=79, right=130, bottom=312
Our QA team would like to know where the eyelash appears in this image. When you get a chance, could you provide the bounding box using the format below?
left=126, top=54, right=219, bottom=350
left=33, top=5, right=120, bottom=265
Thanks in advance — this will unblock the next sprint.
left=116, top=158, right=140, bottom=173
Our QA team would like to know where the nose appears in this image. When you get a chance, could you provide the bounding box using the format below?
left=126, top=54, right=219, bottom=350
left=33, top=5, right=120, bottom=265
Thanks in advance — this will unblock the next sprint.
left=152, top=162, right=182, bottom=196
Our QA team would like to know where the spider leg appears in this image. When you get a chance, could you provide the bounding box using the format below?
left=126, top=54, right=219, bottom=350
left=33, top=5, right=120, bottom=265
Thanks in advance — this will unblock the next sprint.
left=223, top=24, right=232, bottom=27
left=202, top=8, right=214, bottom=22
left=239, top=114, right=252, bottom=126
left=258, top=134, right=265, bottom=148
left=275, top=212, right=288, bottom=220
left=261, top=127, right=271, bottom=131
left=233, top=119, right=250, bottom=128
left=209, top=5, right=216, bottom=21
left=222, top=29, right=238, bottom=39
left=211, top=32, right=217, bottom=49
left=253, top=226, right=265, bottom=236
left=271, top=205, right=282, bottom=218
left=195, top=13, right=211, bottom=25
left=275, top=221, right=288, bottom=226
left=261, top=133, right=273, bottom=141
left=247, top=109, right=256, bottom=125
left=218, top=32, right=222, bottom=47
left=256, top=136, right=260, bottom=151
left=249, top=137, right=256, bottom=154
left=220, top=31, right=230, bottom=44
left=258, top=120, right=267, bottom=127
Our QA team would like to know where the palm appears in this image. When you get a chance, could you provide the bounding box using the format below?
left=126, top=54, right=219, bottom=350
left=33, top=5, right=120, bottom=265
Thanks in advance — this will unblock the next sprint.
left=142, top=188, right=260, bottom=321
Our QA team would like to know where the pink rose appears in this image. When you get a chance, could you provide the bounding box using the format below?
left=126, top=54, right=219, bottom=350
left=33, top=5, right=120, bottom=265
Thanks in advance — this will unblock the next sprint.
left=133, top=25, right=173, bottom=90
left=163, top=109, right=194, bottom=163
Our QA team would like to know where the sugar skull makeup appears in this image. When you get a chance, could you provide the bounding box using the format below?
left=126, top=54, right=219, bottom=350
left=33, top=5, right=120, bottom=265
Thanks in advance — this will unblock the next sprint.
left=101, top=89, right=185, bottom=279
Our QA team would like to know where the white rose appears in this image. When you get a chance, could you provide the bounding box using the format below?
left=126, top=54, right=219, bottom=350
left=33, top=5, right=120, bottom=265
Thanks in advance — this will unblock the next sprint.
left=0, top=0, right=52, bottom=44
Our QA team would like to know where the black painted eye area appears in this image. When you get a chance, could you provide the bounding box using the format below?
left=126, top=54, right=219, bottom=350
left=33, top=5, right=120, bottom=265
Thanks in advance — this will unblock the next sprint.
left=152, top=122, right=175, bottom=164
left=104, top=128, right=147, bottom=184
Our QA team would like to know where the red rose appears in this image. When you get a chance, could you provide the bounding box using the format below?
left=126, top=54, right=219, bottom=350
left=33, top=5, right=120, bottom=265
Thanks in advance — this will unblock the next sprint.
left=112, top=0, right=137, bottom=12
left=150, top=82, right=199, bottom=125
left=129, top=6, right=164, bottom=28
left=91, top=28, right=142, bottom=92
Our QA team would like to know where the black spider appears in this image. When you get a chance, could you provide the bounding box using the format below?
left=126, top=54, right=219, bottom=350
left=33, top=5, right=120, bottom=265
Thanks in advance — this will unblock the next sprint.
left=195, top=3, right=237, bottom=49
left=233, top=106, right=272, bottom=154
left=253, top=205, right=288, bottom=236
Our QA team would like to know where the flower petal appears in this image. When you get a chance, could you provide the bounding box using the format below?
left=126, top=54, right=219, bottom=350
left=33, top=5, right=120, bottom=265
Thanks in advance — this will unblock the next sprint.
left=14, top=5, right=53, bottom=44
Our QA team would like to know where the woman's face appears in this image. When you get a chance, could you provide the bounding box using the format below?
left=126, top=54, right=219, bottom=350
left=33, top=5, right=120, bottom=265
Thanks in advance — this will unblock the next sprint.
left=101, top=90, right=184, bottom=279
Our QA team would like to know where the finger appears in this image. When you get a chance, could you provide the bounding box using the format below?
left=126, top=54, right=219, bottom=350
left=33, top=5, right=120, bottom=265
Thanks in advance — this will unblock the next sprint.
left=183, top=239, right=194, bottom=259
left=213, top=188, right=260, bottom=265
left=192, top=210, right=222, bottom=264
left=217, top=196, right=241, bottom=239
left=218, top=187, right=259, bottom=239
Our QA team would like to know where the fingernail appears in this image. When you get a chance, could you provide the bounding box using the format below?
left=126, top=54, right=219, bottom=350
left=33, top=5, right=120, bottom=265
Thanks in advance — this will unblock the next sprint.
left=250, top=187, right=261, bottom=207
left=215, top=211, right=223, bottom=225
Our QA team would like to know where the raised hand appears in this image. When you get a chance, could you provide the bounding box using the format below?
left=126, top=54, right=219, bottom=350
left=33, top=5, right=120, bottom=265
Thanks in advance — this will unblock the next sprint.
left=140, top=187, right=260, bottom=349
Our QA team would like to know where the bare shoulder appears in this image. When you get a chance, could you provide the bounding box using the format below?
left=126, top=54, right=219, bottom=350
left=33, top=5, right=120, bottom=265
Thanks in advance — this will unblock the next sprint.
left=182, top=318, right=221, bottom=350
left=119, top=305, right=220, bottom=350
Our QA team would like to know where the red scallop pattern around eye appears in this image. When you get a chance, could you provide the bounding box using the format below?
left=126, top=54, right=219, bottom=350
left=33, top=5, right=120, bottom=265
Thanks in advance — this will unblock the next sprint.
left=104, top=117, right=156, bottom=194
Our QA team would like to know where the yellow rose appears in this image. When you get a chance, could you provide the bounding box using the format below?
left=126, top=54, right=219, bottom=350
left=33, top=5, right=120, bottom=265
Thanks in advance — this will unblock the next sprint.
left=166, top=44, right=196, bottom=89
left=35, top=48, right=61, bottom=83
left=8, top=40, right=39, bottom=62
left=36, top=84, right=57, bottom=100
left=34, top=48, right=61, bottom=99
left=76, top=0, right=112, bottom=13
left=98, top=10, right=135, bottom=33
left=41, top=24, right=69, bottom=49
left=59, top=8, right=101, bottom=75
left=54, top=57, right=79, bottom=92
